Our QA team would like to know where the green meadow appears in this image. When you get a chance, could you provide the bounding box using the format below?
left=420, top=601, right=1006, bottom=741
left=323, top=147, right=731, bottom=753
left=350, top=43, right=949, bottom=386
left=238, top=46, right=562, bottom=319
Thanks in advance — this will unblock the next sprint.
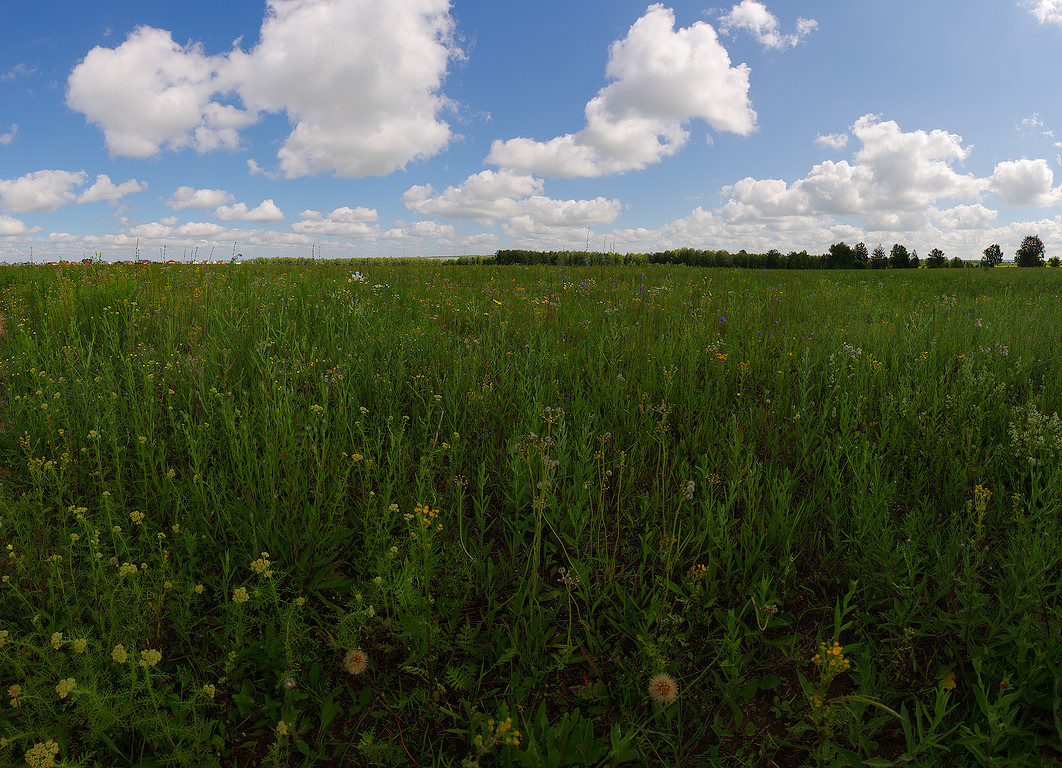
left=1, top=260, right=1061, bottom=767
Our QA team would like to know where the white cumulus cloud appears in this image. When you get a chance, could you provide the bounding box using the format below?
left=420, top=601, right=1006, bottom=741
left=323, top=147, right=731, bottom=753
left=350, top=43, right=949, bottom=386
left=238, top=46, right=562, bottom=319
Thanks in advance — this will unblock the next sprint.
left=382, top=220, right=456, bottom=241
left=229, top=0, right=460, bottom=178
left=719, top=1, right=817, bottom=49
left=292, top=206, right=379, bottom=236
left=67, top=26, right=250, bottom=158
left=932, top=204, right=998, bottom=230
left=0, top=170, right=87, bottom=213
left=487, top=4, right=756, bottom=178
left=77, top=174, right=147, bottom=204
left=167, top=186, right=235, bottom=210
left=720, top=115, right=988, bottom=229
left=991, top=158, right=1062, bottom=206
left=815, top=132, right=848, bottom=150
left=403, top=170, right=622, bottom=229
left=0, top=215, right=34, bottom=236
left=214, top=199, right=285, bottom=222
left=67, top=0, right=461, bottom=178
left=0, top=125, right=16, bottom=146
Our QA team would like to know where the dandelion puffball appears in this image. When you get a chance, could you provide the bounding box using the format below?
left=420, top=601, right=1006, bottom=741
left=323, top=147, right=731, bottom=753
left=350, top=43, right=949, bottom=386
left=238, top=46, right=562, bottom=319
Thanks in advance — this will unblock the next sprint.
left=344, top=649, right=369, bottom=675
left=648, top=672, right=678, bottom=706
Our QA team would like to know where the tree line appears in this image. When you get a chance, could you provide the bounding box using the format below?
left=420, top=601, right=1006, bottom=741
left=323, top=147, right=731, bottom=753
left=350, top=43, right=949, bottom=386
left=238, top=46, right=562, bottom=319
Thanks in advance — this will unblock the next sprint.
left=467, top=235, right=1054, bottom=270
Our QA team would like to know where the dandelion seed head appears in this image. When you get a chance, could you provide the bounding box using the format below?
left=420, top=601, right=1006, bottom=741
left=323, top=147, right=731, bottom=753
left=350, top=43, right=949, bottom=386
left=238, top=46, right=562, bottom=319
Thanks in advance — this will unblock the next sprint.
left=648, top=672, right=678, bottom=705
left=344, top=648, right=369, bottom=675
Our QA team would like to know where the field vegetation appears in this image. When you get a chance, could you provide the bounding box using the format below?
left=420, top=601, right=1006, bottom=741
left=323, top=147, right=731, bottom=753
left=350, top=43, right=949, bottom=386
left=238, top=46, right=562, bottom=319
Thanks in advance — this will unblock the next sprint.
left=1, top=260, right=1061, bottom=767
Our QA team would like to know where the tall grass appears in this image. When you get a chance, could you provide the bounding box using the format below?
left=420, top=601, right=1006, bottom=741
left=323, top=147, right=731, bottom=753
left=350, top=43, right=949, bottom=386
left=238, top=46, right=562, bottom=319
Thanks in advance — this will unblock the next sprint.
left=0, top=260, right=1060, bottom=766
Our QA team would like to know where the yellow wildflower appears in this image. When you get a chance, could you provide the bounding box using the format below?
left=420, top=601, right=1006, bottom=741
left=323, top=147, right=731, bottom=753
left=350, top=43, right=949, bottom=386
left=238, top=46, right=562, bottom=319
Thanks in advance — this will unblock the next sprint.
left=24, top=739, right=60, bottom=768
left=55, top=677, right=76, bottom=698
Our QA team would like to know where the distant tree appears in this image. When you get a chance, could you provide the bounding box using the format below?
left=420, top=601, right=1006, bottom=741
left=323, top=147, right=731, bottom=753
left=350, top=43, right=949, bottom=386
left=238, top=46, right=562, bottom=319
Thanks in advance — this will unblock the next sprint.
left=1050, top=256, right=1061, bottom=268
left=926, top=248, right=947, bottom=268
left=950, top=256, right=965, bottom=268
left=889, top=243, right=911, bottom=269
left=871, top=244, right=889, bottom=269
left=1015, top=235, right=1046, bottom=267
left=910, top=249, right=920, bottom=268
left=854, top=242, right=869, bottom=264
left=826, top=241, right=856, bottom=269
left=981, top=243, right=1003, bottom=268
left=765, top=248, right=782, bottom=269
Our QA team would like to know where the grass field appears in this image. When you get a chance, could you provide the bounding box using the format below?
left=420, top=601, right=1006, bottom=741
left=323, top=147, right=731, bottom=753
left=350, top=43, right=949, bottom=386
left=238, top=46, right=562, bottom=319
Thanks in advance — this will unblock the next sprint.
left=1, top=260, right=1061, bottom=767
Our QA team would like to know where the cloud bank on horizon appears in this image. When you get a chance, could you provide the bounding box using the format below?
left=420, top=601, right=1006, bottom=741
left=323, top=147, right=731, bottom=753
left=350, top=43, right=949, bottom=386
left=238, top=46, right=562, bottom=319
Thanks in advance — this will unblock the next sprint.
left=1, top=0, right=1061, bottom=260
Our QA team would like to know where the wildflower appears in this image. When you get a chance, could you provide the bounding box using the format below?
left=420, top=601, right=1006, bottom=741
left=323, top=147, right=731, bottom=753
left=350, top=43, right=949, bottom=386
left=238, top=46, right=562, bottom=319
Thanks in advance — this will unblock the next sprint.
left=139, top=649, right=162, bottom=667
left=0, top=629, right=8, bottom=645
left=24, top=739, right=60, bottom=768
left=51, top=631, right=63, bottom=650
left=648, top=673, right=679, bottom=706
left=8, top=683, right=21, bottom=707
left=343, top=648, right=369, bottom=675
left=73, top=638, right=87, bottom=654
left=233, top=587, right=249, bottom=604
left=55, top=677, right=76, bottom=698
left=202, top=683, right=216, bottom=698
left=295, top=596, right=306, bottom=606
left=130, top=510, right=144, bottom=525
left=277, top=720, right=289, bottom=736
left=112, top=644, right=128, bottom=663
left=250, top=552, right=272, bottom=575
left=194, top=583, right=204, bottom=594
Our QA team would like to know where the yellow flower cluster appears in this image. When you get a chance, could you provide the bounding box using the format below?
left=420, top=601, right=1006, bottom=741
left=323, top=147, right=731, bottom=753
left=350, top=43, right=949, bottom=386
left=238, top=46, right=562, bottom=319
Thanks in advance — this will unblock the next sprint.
left=414, top=503, right=443, bottom=533
left=812, top=640, right=851, bottom=680
left=50, top=632, right=63, bottom=650
left=24, top=739, right=59, bottom=768
left=130, top=510, right=145, bottom=526
left=473, top=716, right=521, bottom=750
left=55, top=678, right=76, bottom=698
left=112, top=644, right=128, bottom=664
left=233, top=587, right=250, bottom=604
left=139, top=649, right=162, bottom=668
left=250, top=552, right=273, bottom=578
left=973, top=484, right=992, bottom=516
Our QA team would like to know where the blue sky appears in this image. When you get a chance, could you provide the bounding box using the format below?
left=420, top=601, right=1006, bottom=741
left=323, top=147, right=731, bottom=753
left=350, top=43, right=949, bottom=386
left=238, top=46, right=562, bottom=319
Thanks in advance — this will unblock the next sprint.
left=1, top=0, right=1061, bottom=261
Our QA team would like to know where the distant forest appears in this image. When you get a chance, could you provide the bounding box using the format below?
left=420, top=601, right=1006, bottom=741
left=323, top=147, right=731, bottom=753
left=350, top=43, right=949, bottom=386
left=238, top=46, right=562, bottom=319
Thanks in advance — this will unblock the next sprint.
left=450, top=238, right=1057, bottom=269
